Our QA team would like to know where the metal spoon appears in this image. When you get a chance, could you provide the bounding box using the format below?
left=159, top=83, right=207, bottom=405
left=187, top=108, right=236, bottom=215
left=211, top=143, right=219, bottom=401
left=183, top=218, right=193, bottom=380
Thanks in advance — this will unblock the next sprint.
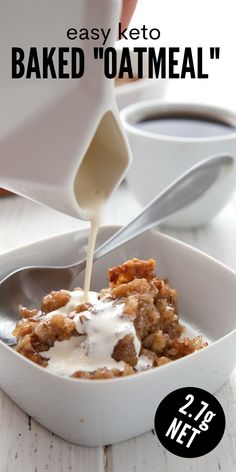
left=0, top=154, right=233, bottom=345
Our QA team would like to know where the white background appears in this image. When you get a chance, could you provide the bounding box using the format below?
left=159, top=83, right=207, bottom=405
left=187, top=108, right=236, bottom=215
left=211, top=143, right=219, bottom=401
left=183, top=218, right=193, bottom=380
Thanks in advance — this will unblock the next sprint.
left=128, top=0, right=236, bottom=110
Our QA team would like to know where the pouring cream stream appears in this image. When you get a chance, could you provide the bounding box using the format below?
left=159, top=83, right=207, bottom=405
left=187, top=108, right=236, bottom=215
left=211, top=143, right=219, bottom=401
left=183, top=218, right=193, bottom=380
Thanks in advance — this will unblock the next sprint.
left=73, top=112, right=131, bottom=300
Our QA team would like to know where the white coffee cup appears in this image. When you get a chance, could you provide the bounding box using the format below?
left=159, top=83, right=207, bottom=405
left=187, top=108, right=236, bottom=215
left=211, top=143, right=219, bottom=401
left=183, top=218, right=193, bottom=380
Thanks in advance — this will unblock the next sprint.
left=121, top=101, right=236, bottom=228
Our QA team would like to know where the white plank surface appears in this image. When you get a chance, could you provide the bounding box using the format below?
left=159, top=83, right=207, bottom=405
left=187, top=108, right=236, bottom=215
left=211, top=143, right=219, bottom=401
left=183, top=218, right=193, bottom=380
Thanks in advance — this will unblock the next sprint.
left=109, top=381, right=236, bottom=472
left=0, top=390, right=104, bottom=472
left=0, top=186, right=236, bottom=472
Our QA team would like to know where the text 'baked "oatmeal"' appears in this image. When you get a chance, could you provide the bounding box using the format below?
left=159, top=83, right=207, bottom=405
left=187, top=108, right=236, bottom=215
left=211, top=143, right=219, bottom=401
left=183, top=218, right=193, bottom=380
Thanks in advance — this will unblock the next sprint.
left=13, top=258, right=207, bottom=379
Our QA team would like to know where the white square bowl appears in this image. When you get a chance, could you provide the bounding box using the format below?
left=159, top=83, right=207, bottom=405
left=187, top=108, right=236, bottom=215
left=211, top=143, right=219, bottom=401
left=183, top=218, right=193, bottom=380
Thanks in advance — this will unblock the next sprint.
left=0, top=226, right=235, bottom=446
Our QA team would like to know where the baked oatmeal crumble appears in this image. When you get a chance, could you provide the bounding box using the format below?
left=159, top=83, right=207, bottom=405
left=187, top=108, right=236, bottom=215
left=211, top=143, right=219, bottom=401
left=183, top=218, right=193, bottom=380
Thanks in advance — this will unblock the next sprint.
left=13, top=258, right=207, bottom=379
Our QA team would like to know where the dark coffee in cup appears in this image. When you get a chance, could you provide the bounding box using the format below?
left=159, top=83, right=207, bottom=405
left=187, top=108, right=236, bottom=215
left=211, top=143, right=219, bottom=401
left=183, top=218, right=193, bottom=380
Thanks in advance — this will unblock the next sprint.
left=136, top=114, right=236, bottom=138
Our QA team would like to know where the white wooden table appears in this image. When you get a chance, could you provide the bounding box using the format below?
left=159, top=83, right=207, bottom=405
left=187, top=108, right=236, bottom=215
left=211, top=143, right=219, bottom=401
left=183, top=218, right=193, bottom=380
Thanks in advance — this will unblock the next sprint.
left=0, top=184, right=236, bottom=472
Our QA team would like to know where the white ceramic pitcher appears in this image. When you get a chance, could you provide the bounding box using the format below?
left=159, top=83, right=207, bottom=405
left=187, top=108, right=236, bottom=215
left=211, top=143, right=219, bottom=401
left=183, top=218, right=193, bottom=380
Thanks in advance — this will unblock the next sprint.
left=0, top=0, right=131, bottom=219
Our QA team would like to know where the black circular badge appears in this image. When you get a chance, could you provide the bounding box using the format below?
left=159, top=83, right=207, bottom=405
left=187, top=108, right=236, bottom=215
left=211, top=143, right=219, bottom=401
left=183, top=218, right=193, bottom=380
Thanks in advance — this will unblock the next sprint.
left=154, top=387, right=225, bottom=458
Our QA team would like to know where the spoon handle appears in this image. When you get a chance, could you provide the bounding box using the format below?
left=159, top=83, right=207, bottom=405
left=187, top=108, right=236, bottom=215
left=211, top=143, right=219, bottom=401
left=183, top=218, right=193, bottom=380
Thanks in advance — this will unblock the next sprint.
left=91, top=154, right=232, bottom=262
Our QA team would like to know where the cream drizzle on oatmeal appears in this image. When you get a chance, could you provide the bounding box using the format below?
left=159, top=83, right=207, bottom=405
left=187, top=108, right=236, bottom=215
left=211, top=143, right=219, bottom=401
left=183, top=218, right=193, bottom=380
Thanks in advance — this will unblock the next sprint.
left=40, top=291, right=141, bottom=376
left=135, top=355, right=153, bottom=372
left=43, top=289, right=99, bottom=320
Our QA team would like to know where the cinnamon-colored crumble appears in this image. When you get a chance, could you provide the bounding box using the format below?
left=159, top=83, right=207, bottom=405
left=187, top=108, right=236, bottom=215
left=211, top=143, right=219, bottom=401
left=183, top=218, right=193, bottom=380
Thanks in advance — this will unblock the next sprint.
left=13, top=258, right=207, bottom=379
